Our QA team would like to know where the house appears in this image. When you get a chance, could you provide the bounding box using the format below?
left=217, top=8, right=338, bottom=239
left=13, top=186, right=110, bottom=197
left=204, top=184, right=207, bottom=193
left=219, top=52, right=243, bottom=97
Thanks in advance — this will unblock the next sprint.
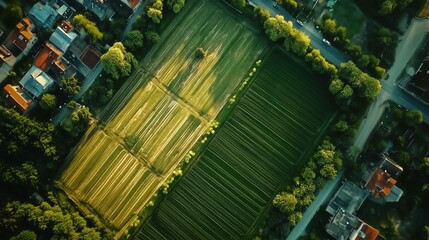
left=29, top=2, right=59, bottom=30
left=72, top=0, right=116, bottom=20
left=19, top=65, right=55, bottom=99
left=2, top=84, right=32, bottom=114
left=362, top=155, right=403, bottom=202
left=326, top=209, right=383, bottom=240
left=49, top=26, right=78, bottom=53
left=405, top=58, right=429, bottom=103
left=33, top=42, right=63, bottom=71
left=0, top=18, right=38, bottom=83
left=107, top=0, right=141, bottom=18
left=64, top=38, right=102, bottom=79
left=326, top=181, right=369, bottom=215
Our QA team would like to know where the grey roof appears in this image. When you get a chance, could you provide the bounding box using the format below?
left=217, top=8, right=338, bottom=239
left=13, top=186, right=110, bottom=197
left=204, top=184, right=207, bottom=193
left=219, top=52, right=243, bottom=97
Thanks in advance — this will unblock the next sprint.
left=29, top=2, right=59, bottom=29
left=326, top=210, right=360, bottom=240
left=20, top=65, right=54, bottom=98
left=49, top=27, right=77, bottom=52
left=326, top=181, right=369, bottom=216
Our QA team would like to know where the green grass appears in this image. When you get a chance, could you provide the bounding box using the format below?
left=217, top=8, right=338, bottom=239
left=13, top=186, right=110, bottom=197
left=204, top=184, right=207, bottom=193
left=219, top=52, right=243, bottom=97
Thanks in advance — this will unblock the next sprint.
left=332, top=0, right=366, bottom=38
left=136, top=50, right=335, bottom=239
left=61, top=0, right=268, bottom=234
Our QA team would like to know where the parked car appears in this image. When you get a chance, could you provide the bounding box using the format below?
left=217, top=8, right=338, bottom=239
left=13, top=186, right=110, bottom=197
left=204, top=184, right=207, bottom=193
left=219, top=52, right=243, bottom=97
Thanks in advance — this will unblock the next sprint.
left=296, top=20, right=304, bottom=26
left=273, top=2, right=279, bottom=9
left=322, top=38, right=331, bottom=46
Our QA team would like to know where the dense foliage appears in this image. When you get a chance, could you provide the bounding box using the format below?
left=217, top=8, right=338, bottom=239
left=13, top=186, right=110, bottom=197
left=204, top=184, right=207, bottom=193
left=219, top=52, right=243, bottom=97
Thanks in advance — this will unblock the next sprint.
left=73, top=15, right=103, bottom=44
left=101, top=42, right=138, bottom=80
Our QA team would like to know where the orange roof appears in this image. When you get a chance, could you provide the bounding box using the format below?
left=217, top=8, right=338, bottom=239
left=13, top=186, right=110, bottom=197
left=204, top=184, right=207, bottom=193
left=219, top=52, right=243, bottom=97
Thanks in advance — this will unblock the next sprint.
left=355, top=223, right=379, bottom=240
left=365, top=168, right=396, bottom=199
left=129, top=0, right=140, bottom=8
left=20, top=30, right=33, bottom=40
left=3, top=84, right=31, bottom=113
left=22, top=17, right=31, bottom=27
left=34, top=42, right=62, bottom=71
left=16, top=17, right=31, bottom=31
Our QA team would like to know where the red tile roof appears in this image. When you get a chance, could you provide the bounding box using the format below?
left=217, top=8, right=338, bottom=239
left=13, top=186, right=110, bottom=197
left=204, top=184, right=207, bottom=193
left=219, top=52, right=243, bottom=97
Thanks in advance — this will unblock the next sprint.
left=3, top=84, right=31, bottom=113
left=355, top=223, right=379, bottom=240
left=33, top=42, right=62, bottom=71
left=365, top=168, right=396, bottom=199
left=129, top=0, right=140, bottom=8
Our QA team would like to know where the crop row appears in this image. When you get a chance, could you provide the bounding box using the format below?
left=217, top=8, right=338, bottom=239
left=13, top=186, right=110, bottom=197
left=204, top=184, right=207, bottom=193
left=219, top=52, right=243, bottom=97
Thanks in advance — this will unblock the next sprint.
left=138, top=51, right=335, bottom=239
left=61, top=131, right=161, bottom=228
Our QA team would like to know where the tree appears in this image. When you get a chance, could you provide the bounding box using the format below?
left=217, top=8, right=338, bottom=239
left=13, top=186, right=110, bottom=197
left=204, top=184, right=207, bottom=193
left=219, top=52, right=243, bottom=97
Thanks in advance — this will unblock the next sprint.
left=226, top=0, right=246, bottom=10
left=62, top=106, right=93, bottom=137
left=73, top=15, right=103, bottom=44
left=329, top=79, right=344, bottom=95
left=333, top=120, right=349, bottom=132
left=347, top=44, right=362, bottom=59
left=420, top=157, right=429, bottom=176
left=147, top=0, right=163, bottom=24
left=264, top=16, right=293, bottom=42
left=337, top=84, right=354, bottom=103
left=167, top=0, right=185, bottom=13
left=284, top=29, right=310, bottom=56
left=273, top=192, right=298, bottom=214
left=124, top=30, right=144, bottom=52
left=277, top=0, right=299, bottom=14
left=288, top=211, right=302, bottom=226
left=305, top=49, right=337, bottom=75
left=405, top=109, right=423, bottom=128
left=1, top=162, right=38, bottom=186
left=301, top=167, right=316, bottom=182
left=379, top=0, right=396, bottom=15
left=101, top=42, right=136, bottom=80
left=0, top=106, right=57, bottom=160
left=145, top=31, right=160, bottom=44
left=195, top=48, right=208, bottom=59
left=320, top=163, right=337, bottom=179
left=10, top=230, right=37, bottom=240
left=253, top=6, right=270, bottom=25
left=61, top=76, right=81, bottom=97
left=1, top=1, right=23, bottom=27
left=39, top=94, right=57, bottom=111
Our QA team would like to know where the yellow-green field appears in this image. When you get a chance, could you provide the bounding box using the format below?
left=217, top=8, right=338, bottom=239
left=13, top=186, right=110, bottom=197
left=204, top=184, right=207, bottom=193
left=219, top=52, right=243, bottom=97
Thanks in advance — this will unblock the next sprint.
left=60, top=0, right=268, bottom=234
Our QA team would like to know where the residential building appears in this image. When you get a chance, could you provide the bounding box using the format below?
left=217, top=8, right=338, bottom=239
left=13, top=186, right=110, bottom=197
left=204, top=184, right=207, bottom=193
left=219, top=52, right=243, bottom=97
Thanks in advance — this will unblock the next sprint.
left=362, top=154, right=403, bottom=202
left=29, top=2, right=59, bottom=30
left=0, top=18, right=38, bottom=83
left=2, top=84, right=33, bottom=114
left=33, top=42, right=63, bottom=71
left=20, top=65, right=55, bottom=99
left=326, top=181, right=369, bottom=216
left=49, top=26, right=78, bottom=53
left=326, top=209, right=383, bottom=240
left=71, top=0, right=115, bottom=20
left=108, top=0, right=141, bottom=18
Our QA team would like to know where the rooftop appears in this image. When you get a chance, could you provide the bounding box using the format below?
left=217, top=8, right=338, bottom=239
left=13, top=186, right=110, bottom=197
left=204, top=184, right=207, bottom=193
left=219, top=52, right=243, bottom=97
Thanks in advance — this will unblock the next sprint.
left=365, top=168, right=398, bottom=199
left=379, top=154, right=403, bottom=178
left=3, top=18, right=35, bottom=54
left=33, top=42, right=63, bottom=71
left=49, top=27, right=78, bottom=52
left=326, top=210, right=360, bottom=240
left=20, top=65, right=54, bottom=99
left=29, top=2, right=59, bottom=29
left=326, top=181, right=369, bottom=215
left=80, top=45, right=101, bottom=69
left=3, top=84, right=32, bottom=113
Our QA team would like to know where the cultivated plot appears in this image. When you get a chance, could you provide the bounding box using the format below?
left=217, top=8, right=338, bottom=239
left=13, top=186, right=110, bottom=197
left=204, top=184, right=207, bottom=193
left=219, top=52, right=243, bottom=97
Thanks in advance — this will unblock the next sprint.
left=61, top=0, right=268, bottom=232
left=137, top=51, right=335, bottom=239
left=61, top=131, right=161, bottom=228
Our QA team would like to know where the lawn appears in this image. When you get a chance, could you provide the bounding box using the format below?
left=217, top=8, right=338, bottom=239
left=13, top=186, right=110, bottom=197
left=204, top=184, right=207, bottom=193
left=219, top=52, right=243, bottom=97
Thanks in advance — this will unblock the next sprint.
left=136, top=50, right=335, bottom=239
left=60, top=0, right=268, bottom=235
left=332, top=0, right=366, bottom=39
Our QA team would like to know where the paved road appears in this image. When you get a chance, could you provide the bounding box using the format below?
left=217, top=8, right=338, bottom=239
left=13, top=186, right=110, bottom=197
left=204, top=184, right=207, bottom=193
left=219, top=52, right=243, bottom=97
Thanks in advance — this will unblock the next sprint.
left=252, top=0, right=348, bottom=66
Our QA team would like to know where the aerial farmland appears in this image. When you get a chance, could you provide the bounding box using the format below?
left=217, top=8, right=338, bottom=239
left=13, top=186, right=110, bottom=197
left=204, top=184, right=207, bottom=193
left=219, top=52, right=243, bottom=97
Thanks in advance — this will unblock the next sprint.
left=61, top=0, right=268, bottom=234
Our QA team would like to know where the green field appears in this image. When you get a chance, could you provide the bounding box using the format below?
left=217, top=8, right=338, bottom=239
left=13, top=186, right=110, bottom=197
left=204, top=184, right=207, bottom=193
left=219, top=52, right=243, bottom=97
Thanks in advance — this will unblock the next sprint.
left=137, top=50, right=335, bottom=239
left=60, top=0, right=268, bottom=234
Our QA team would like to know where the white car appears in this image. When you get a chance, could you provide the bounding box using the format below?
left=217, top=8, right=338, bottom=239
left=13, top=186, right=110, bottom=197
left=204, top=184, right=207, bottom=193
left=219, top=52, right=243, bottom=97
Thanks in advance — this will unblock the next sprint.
left=322, top=38, right=331, bottom=46
left=296, top=20, right=304, bottom=26
left=273, top=2, right=279, bottom=9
